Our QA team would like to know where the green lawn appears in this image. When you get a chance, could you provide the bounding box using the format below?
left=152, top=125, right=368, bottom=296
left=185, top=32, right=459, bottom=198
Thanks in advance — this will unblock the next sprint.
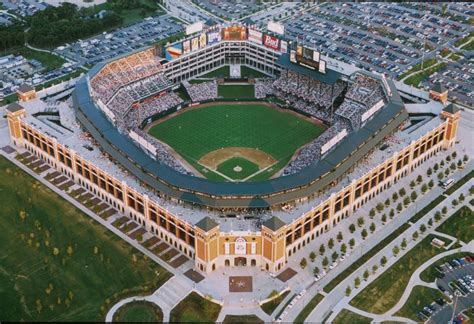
left=349, top=234, right=453, bottom=314
left=170, top=292, right=221, bottom=323
left=397, top=58, right=437, bottom=80
left=148, top=103, right=324, bottom=181
left=333, top=309, right=372, bottom=324
left=394, top=286, right=447, bottom=321
left=0, top=156, right=171, bottom=321
left=420, top=252, right=473, bottom=283
left=2, top=47, right=66, bottom=72
left=323, top=223, right=411, bottom=293
left=216, top=157, right=259, bottom=180
left=404, top=63, right=447, bottom=87
left=241, top=66, right=269, bottom=78
left=223, top=315, right=263, bottom=323
left=201, top=66, right=230, bottom=78
left=113, top=301, right=163, bottom=322
left=218, top=84, right=255, bottom=98
left=294, top=293, right=324, bottom=323
left=436, top=206, right=474, bottom=243
left=261, top=290, right=290, bottom=315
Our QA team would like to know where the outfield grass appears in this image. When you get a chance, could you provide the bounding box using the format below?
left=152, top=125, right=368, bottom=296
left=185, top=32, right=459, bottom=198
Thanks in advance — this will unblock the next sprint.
left=323, top=223, right=411, bottom=293
left=223, top=315, right=263, bottom=323
left=349, top=234, right=453, bottom=314
left=420, top=252, right=472, bottom=283
left=218, top=84, right=255, bottom=98
left=394, top=286, right=446, bottom=321
left=216, top=157, right=259, bottom=180
left=148, top=103, right=324, bottom=181
left=294, top=293, right=324, bottom=323
left=261, top=290, right=290, bottom=315
left=0, top=156, right=171, bottom=321
left=333, top=308, right=372, bottom=324
left=435, top=206, right=473, bottom=243
left=170, top=292, right=221, bottom=323
left=201, top=66, right=230, bottom=78
left=113, top=301, right=163, bottom=322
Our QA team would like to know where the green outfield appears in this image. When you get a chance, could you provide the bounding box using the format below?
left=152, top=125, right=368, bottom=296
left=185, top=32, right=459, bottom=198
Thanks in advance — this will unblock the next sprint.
left=218, top=84, right=255, bottom=98
left=148, top=103, right=325, bottom=182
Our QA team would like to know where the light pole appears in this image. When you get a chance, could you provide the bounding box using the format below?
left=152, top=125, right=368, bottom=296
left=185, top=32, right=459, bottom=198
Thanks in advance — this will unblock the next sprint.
left=449, top=290, right=462, bottom=324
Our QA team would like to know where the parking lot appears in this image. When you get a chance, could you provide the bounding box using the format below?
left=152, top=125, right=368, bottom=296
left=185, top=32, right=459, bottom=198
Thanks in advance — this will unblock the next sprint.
left=283, top=2, right=473, bottom=105
left=426, top=257, right=474, bottom=324
left=57, top=15, right=184, bottom=67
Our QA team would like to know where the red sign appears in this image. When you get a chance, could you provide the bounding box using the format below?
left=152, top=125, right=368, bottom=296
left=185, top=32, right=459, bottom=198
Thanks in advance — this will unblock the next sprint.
left=263, top=34, right=279, bottom=50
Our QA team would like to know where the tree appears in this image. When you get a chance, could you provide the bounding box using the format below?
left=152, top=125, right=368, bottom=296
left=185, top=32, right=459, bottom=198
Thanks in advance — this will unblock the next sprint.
left=385, top=198, right=390, bottom=206
left=446, top=155, right=451, bottom=162
left=357, top=217, right=364, bottom=227
left=313, top=266, right=320, bottom=276
left=427, top=167, right=432, bottom=176
left=434, top=162, right=439, bottom=171
left=392, top=245, right=400, bottom=256
left=438, top=172, right=444, bottom=180
left=322, top=256, right=329, bottom=268
left=309, top=251, right=316, bottom=262
left=457, top=160, right=463, bottom=168
left=445, top=168, right=450, bottom=176
left=392, top=192, right=398, bottom=201
left=19, top=210, right=27, bottom=222
left=434, top=211, right=442, bottom=222
left=349, top=238, right=355, bottom=249
left=416, top=175, right=423, bottom=183
left=381, top=255, right=387, bottom=267
left=337, top=231, right=343, bottom=242
left=471, top=185, right=474, bottom=196
left=319, top=244, right=325, bottom=256
left=372, top=264, right=378, bottom=274
left=410, top=180, right=416, bottom=188
left=452, top=199, right=458, bottom=206
left=397, top=203, right=403, bottom=212
left=332, top=251, right=339, bottom=262
left=401, top=238, right=407, bottom=249
left=369, top=208, right=376, bottom=218
left=369, top=222, right=376, bottom=233
left=440, top=160, right=445, bottom=167
left=349, top=224, right=356, bottom=233
left=459, top=193, right=465, bottom=202
left=403, top=196, right=411, bottom=206
left=428, top=218, right=433, bottom=227
left=399, top=188, right=406, bottom=196
left=53, top=247, right=59, bottom=256
left=381, top=214, right=387, bottom=224
left=428, top=179, right=434, bottom=188
left=463, top=154, right=468, bottom=163
left=300, top=258, right=307, bottom=269
left=452, top=151, right=457, bottom=159
left=412, top=230, right=419, bottom=241
left=389, top=209, right=395, bottom=219
left=450, top=162, right=456, bottom=171
left=361, top=229, right=368, bottom=240
left=345, top=286, right=352, bottom=296
left=354, top=277, right=361, bottom=288
left=410, top=191, right=418, bottom=202
left=67, top=246, right=73, bottom=256
left=420, top=224, right=427, bottom=233
left=363, top=269, right=370, bottom=281
left=328, top=238, right=334, bottom=249
left=376, top=203, right=384, bottom=213
left=421, top=183, right=428, bottom=193
left=340, top=243, right=347, bottom=255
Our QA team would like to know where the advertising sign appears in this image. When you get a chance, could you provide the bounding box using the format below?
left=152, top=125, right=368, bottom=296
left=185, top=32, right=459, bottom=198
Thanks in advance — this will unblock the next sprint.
left=186, top=21, right=204, bottom=35
left=313, top=50, right=320, bottom=62
left=207, top=31, right=221, bottom=45
left=263, top=34, right=279, bottom=50
left=318, top=60, right=327, bottom=74
left=248, top=28, right=263, bottom=44
left=280, top=40, right=288, bottom=53
left=191, top=37, right=199, bottom=51
left=267, top=21, right=284, bottom=35
left=290, top=50, right=297, bottom=63
left=222, top=25, right=246, bottom=41
left=182, top=39, right=191, bottom=54
left=199, top=33, right=207, bottom=48
left=165, top=42, right=183, bottom=61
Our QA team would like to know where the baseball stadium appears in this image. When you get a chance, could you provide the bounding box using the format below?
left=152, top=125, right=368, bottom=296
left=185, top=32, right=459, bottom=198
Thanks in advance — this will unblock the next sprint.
left=6, top=23, right=460, bottom=274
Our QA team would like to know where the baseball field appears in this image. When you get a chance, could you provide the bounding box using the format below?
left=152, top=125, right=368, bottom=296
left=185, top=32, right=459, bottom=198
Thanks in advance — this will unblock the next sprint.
left=147, top=102, right=325, bottom=182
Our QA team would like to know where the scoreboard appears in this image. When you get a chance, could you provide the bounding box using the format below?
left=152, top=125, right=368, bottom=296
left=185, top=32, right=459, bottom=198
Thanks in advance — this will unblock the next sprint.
left=290, top=45, right=326, bottom=74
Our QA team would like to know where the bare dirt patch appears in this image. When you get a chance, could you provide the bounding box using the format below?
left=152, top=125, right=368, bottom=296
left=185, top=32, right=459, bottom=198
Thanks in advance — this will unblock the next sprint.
left=199, top=147, right=276, bottom=170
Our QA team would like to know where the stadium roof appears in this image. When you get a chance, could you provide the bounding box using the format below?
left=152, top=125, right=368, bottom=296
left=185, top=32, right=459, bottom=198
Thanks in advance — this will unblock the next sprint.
left=6, top=102, right=24, bottom=113
left=195, top=217, right=219, bottom=231
left=432, top=82, right=447, bottom=94
left=443, top=103, right=460, bottom=114
left=263, top=216, right=286, bottom=231
left=17, top=84, right=34, bottom=93
left=275, top=54, right=342, bottom=85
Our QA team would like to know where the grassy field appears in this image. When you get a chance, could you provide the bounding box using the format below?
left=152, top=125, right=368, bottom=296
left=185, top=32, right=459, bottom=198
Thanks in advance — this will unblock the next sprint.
left=170, top=292, right=221, bottom=323
left=113, top=301, right=163, bottom=322
left=404, top=62, right=447, bottom=87
left=148, top=103, right=324, bottom=181
left=436, top=206, right=473, bottom=243
left=241, top=66, right=269, bottom=78
left=420, top=252, right=472, bottom=283
left=218, top=84, right=255, bottom=98
left=261, top=290, right=290, bottom=315
left=216, top=157, right=259, bottom=180
left=323, top=223, right=411, bottom=293
left=333, top=309, right=372, bottom=324
left=223, top=315, right=263, bottom=323
left=2, top=47, right=66, bottom=72
left=349, top=234, right=453, bottom=314
left=0, top=156, right=171, bottom=321
left=201, top=66, right=230, bottom=78
left=294, top=293, right=324, bottom=323
left=394, top=286, right=446, bottom=321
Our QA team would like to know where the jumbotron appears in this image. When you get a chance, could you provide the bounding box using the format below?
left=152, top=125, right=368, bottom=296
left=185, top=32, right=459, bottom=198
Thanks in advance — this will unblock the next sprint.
left=6, top=23, right=460, bottom=274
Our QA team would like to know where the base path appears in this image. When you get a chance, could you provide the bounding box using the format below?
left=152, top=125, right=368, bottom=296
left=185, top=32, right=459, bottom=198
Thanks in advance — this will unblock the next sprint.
left=199, top=147, right=276, bottom=170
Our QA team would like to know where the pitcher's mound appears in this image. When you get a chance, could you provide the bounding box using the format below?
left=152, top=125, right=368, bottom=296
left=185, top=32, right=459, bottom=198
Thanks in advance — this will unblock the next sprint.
left=233, top=166, right=243, bottom=172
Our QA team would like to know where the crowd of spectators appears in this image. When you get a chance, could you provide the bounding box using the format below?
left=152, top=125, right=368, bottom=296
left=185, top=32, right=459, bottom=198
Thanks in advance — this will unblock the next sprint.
left=255, top=79, right=275, bottom=99
left=182, top=80, right=218, bottom=102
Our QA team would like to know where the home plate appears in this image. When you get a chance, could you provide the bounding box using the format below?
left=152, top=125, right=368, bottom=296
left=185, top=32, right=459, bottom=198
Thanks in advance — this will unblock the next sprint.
left=233, top=165, right=242, bottom=172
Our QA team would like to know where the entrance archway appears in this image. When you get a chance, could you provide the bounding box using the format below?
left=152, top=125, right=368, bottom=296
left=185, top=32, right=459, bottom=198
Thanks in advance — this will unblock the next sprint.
left=234, top=257, right=247, bottom=266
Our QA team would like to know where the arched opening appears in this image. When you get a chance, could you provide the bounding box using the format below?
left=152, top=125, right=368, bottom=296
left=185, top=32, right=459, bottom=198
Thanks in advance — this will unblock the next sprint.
left=235, top=257, right=247, bottom=266
left=225, top=259, right=230, bottom=266
left=251, top=259, right=256, bottom=266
